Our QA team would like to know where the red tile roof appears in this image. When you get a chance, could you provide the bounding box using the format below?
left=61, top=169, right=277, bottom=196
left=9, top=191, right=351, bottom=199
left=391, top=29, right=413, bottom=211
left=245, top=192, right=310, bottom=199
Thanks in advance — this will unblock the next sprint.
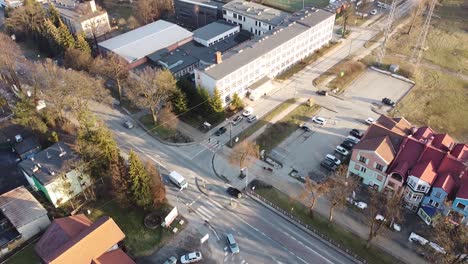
left=376, top=115, right=413, bottom=135
left=432, top=134, right=454, bottom=151
left=410, top=160, right=438, bottom=184
left=354, top=136, right=396, bottom=163
left=456, top=177, right=468, bottom=200
left=36, top=215, right=134, bottom=264
left=412, top=127, right=434, bottom=141
left=451, top=144, right=468, bottom=161
left=433, top=172, right=457, bottom=195
left=94, top=249, right=135, bottom=264
left=361, top=123, right=406, bottom=151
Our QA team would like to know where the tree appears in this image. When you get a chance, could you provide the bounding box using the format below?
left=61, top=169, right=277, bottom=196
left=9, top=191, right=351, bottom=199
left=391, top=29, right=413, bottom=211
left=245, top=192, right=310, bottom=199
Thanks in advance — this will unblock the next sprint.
left=42, top=19, right=61, bottom=55
left=5, top=0, right=46, bottom=36
left=128, top=150, right=153, bottom=209
left=91, top=53, right=129, bottom=102
left=109, top=154, right=129, bottom=206
left=229, top=141, right=259, bottom=175
left=146, top=161, right=166, bottom=206
left=127, top=68, right=176, bottom=125
left=74, top=32, right=91, bottom=54
left=196, top=86, right=211, bottom=114
left=230, top=92, right=244, bottom=110
left=127, top=16, right=140, bottom=30
left=170, top=88, right=188, bottom=115
left=209, top=88, right=224, bottom=116
left=58, top=21, right=75, bottom=51
left=341, top=6, right=354, bottom=38
left=12, top=97, right=48, bottom=133
left=64, top=48, right=93, bottom=71
left=134, top=0, right=173, bottom=25
left=0, top=33, right=24, bottom=90
left=0, top=96, right=6, bottom=114
left=48, top=3, right=62, bottom=27
left=365, top=189, right=387, bottom=247
left=326, top=166, right=358, bottom=222
left=158, top=105, right=179, bottom=130
left=430, top=215, right=468, bottom=264
left=299, top=177, right=331, bottom=216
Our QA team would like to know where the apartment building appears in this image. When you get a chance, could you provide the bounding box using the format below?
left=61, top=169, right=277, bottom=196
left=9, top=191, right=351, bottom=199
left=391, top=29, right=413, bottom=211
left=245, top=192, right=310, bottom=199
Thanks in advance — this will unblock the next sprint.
left=222, top=0, right=288, bottom=36
left=195, top=8, right=335, bottom=105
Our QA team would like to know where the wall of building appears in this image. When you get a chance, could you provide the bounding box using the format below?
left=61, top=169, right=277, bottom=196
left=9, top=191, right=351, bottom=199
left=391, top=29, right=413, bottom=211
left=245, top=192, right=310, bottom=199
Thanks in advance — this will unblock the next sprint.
left=17, top=216, right=51, bottom=241
left=195, top=14, right=335, bottom=106
left=421, top=187, right=446, bottom=209
left=223, top=10, right=274, bottom=36
left=174, top=0, right=221, bottom=29
left=194, top=26, right=240, bottom=47
left=451, top=198, right=468, bottom=219
left=347, top=150, right=389, bottom=191
left=45, top=170, right=91, bottom=207
left=80, top=12, right=111, bottom=38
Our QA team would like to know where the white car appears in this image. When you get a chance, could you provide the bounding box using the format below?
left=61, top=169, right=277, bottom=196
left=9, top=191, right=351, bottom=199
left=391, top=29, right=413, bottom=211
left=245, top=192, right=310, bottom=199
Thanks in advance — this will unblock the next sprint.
left=180, top=252, right=202, bottom=264
left=242, top=107, right=254, bottom=117
left=335, top=146, right=350, bottom=156
left=375, top=214, right=386, bottom=221
left=312, top=116, right=327, bottom=125
left=370, top=9, right=378, bottom=15
left=393, top=223, right=401, bottom=232
left=355, top=202, right=368, bottom=209
left=325, top=154, right=341, bottom=165
left=365, top=117, right=375, bottom=125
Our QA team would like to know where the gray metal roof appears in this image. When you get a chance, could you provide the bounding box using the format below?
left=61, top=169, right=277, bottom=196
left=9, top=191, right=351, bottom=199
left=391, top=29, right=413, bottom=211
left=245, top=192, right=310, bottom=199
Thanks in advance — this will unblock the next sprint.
left=176, top=0, right=225, bottom=9
left=0, top=186, right=48, bottom=229
left=193, top=21, right=238, bottom=41
left=98, top=20, right=193, bottom=63
left=203, top=9, right=335, bottom=80
left=18, top=142, right=79, bottom=186
left=223, top=0, right=289, bottom=26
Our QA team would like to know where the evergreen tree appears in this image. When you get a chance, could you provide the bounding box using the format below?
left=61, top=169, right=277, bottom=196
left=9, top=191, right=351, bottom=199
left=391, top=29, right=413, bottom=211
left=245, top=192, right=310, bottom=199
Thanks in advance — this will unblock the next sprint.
left=48, top=3, right=61, bottom=27
left=58, top=21, right=75, bottom=51
left=209, top=88, right=224, bottom=114
left=170, top=88, right=188, bottom=115
left=13, top=97, right=48, bottom=134
left=196, top=86, right=210, bottom=114
left=231, top=92, right=244, bottom=110
left=74, top=32, right=91, bottom=54
left=128, top=150, right=152, bottom=209
left=42, top=19, right=61, bottom=55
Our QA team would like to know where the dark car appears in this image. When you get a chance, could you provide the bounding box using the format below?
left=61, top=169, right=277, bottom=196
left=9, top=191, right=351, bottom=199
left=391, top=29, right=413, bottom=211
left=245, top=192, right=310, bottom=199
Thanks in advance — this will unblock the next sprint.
left=299, top=122, right=311, bottom=132
left=382, top=98, right=396, bottom=107
left=340, top=141, right=354, bottom=150
left=321, top=159, right=338, bottom=171
left=227, top=187, right=242, bottom=198
left=215, top=127, right=227, bottom=136
left=350, top=129, right=363, bottom=139
left=316, top=90, right=328, bottom=96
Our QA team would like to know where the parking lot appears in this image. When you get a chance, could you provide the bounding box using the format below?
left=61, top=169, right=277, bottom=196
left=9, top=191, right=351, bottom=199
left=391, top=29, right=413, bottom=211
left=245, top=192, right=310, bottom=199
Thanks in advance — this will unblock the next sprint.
left=273, top=69, right=414, bottom=182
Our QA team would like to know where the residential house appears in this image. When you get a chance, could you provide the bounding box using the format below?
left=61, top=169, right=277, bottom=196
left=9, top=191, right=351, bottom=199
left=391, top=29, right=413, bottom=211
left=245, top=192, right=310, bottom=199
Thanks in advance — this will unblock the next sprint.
left=17, top=142, right=92, bottom=208
left=451, top=178, right=468, bottom=225
left=0, top=186, right=50, bottom=256
left=35, top=214, right=135, bottom=264
left=46, top=0, right=111, bottom=38
left=12, top=137, right=41, bottom=160
left=419, top=173, right=457, bottom=225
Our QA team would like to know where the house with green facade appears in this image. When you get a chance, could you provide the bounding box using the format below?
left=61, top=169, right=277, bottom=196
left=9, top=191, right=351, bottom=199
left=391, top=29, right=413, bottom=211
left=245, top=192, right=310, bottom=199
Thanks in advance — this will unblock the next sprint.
left=18, top=142, right=91, bottom=208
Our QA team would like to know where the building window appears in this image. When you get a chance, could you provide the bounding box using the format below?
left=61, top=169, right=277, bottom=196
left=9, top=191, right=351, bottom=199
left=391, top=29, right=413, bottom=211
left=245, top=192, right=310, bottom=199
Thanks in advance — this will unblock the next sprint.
left=456, top=202, right=466, bottom=211
left=360, top=166, right=367, bottom=173
left=359, top=156, right=367, bottom=163
left=434, top=192, right=441, bottom=198
left=223, top=10, right=226, bottom=15
left=429, top=199, right=434, bottom=205
left=233, top=13, right=237, bottom=19
left=238, top=15, right=243, bottom=20
left=434, top=202, right=439, bottom=208
left=376, top=163, right=384, bottom=171
left=225, top=95, right=231, bottom=103
left=376, top=175, right=383, bottom=182
left=416, top=185, right=425, bottom=192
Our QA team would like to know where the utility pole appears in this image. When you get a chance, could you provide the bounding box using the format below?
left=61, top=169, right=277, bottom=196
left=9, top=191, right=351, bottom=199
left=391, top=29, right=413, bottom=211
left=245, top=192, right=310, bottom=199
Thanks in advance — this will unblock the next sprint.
left=410, top=0, right=437, bottom=66
left=376, top=0, right=398, bottom=65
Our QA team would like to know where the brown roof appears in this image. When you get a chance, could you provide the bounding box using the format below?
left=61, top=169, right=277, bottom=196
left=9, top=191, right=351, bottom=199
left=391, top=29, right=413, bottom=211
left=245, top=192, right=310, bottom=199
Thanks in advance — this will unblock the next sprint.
left=0, top=186, right=49, bottom=228
left=36, top=215, right=132, bottom=264
left=354, top=136, right=396, bottom=163
left=94, top=248, right=135, bottom=264
left=361, top=123, right=406, bottom=151
left=376, top=115, right=413, bottom=135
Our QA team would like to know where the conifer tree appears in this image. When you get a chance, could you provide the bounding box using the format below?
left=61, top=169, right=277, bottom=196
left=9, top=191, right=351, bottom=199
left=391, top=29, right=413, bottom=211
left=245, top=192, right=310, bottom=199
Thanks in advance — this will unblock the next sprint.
left=170, top=88, right=188, bottom=115
left=231, top=92, right=244, bottom=110
left=58, top=21, right=75, bottom=51
left=128, top=150, right=152, bottom=209
left=210, top=88, right=224, bottom=114
left=48, top=3, right=62, bottom=27
left=109, top=154, right=129, bottom=206
left=42, top=19, right=61, bottom=55
left=74, top=32, right=91, bottom=54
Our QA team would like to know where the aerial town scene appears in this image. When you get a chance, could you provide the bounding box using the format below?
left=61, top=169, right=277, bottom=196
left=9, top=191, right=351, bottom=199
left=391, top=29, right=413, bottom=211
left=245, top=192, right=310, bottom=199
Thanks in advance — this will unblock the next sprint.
left=0, top=0, right=466, bottom=263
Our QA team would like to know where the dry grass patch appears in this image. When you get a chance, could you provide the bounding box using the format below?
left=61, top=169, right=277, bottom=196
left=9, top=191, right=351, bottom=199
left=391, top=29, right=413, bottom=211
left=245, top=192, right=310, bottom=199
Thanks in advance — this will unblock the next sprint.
left=313, top=58, right=366, bottom=93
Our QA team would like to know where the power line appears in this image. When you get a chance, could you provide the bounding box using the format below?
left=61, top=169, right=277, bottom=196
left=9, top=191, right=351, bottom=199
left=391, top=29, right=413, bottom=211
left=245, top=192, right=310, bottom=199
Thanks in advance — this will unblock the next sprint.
left=377, top=0, right=398, bottom=64
left=410, top=0, right=437, bottom=66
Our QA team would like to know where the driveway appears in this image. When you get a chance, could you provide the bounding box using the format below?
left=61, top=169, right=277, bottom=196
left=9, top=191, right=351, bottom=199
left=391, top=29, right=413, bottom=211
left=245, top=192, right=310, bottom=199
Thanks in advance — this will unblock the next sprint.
left=275, top=69, right=414, bottom=181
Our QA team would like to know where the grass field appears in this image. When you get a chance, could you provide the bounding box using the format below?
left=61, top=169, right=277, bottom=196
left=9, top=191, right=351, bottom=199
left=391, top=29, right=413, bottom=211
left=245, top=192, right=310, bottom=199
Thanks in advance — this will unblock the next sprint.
left=89, top=201, right=174, bottom=257
left=257, top=103, right=320, bottom=152
left=5, top=243, right=40, bottom=264
left=256, top=187, right=405, bottom=264
left=263, top=0, right=330, bottom=12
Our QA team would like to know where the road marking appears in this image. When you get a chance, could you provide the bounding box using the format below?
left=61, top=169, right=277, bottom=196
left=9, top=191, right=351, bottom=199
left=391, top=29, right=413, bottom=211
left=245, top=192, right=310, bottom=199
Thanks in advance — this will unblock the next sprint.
left=194, top=208, right=211, bottom=221
left=206, top=200, right=222, bottom=211
left=209, top=198, right=224, bottom=209
left=127, top=142, right=167, bottom=170
left=197, top=206, right=215, bottom=219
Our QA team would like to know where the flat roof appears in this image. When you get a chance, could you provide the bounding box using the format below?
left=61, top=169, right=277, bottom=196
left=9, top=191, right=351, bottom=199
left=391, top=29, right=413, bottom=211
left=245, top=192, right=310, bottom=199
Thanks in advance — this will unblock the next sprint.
left=223, top=0, right=289, bottom=26
left=203, top=9, right=334, bottom=80
left=175, top=0, right=224, bottom=9
left=98, top=20, right=193, bottom=63
left=193, top=21, right=238, bottom=41
left=44, top=1, right=107, bottom=23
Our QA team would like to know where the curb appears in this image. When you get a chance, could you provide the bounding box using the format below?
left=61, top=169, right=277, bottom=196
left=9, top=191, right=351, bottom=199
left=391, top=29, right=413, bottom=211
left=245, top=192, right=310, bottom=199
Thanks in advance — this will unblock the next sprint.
left=195, top=177, right=209, bottom=196
left=211, top=153, right=230, bottom=183
left=247, top=192, right=365, bottom=264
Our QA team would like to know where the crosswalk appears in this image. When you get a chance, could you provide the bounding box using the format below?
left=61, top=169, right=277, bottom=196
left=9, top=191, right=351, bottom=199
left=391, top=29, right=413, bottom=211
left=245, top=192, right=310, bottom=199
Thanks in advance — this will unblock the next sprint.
left=200, top=139, right=223, bottom=153
left=194, top=199, right=223, bottom=221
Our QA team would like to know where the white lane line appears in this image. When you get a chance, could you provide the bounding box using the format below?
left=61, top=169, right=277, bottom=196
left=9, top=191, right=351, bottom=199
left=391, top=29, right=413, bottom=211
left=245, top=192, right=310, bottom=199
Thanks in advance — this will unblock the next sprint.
left=197, top=206, right=215, bottom=218
left=127, top=142, right=167, bottom=170
left=279, top=230, right=337, bottom=264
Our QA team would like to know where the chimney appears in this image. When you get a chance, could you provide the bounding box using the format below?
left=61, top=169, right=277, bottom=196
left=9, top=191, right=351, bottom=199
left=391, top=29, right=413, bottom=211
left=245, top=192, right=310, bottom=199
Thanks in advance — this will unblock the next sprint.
left=215, top=51, right=222, bottom=64
left=89, top=0, right=97, bottom=13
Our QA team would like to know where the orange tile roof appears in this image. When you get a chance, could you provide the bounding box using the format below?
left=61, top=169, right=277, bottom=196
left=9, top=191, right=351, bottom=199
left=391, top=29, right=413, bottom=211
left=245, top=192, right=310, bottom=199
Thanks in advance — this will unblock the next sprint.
left=94, top=248, right=135, bottom=264
left=36, top=215, right=133, bottom=264
left=354, top=136, right=396, bottom=163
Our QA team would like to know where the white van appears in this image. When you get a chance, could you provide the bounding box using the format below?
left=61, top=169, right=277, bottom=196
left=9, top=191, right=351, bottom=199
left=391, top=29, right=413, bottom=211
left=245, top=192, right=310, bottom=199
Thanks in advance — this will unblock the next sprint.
left=169, top=171, right=188, bottom=189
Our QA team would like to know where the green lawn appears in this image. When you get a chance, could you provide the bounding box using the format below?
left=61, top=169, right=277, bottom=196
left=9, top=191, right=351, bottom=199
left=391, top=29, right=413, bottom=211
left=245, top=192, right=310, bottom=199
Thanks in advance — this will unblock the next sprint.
left=233, top=98, right=297, bottom=143
left=88, top=201, right=174, bottom=257
left=256, top=187, right=404, bottom=264
left=263, top=0, right=330, bottom=12
left=257, top=103, right=321, bottom=152
left=139, top=114, right=177, bottom=140
left=5, top=243, right=41, bottom=264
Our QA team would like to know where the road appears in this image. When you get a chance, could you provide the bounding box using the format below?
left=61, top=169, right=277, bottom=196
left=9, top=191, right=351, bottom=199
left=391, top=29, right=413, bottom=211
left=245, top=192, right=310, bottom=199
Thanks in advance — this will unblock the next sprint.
left=94, top=103, right=357, bottom=264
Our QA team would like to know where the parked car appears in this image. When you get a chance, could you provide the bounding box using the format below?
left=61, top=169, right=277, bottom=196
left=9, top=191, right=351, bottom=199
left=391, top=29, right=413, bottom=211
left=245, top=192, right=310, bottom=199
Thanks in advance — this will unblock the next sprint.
left=123, top=120, right=134, bottom=129
left=247, top=115, right=257, bottom=123
left=370, top=9, right=378, bottom=15
left=226, top=233, right=240, bottom=254
left=340, top=141, right=354, bottom=150
left=344, top=138, right=358, bottom=147
left=382, top=97, right=396, bottom=107
left=242, top=107, right=254, bottom=117
left=345, top=135, right=360, bottom=144
left=316, top=90, right=328, bottom=96
left=335, top=145, right=350, bottom=156
left=312, top=116, right=327, bottom=125
left=227, top=187, right=242, bottom=198
left=215, top=126, right=227, bottom=136
left=299, top=122, right=311, bottom=131
left=346, top=198, right=368, bottom=209
left=320, top=159, right=338, bottom=171
left=231, top=116, right=243, bottom=125
left=350, top=129, right=363, bottom=139
left=180, top=252, right=202, bottom=264
left=163, top=256, right=177, bottom=264
left=365, top=117, right=375, bottom=125
left=325, top=154, right=341, bottom=165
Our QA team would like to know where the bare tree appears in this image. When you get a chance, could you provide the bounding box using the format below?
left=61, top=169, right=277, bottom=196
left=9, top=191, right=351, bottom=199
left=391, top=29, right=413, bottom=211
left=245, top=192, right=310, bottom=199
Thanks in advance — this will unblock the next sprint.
left=327, top=170, right=358, bottom=222
left=135, top=0, right=173, bottom=25
left=146, top=161, right=166, bottom=206
left=158, top=105, right=179, bottom=130
left=64, top=48, right=93, bottom=72
left=299, top=177, right=331, bottom=216
left=229, top=140, right=259, bottom=175
left=429, top=215, right=468, bottom=264
left=127, top=67, right=177, bottom=125
left=91, top=54, right=129, bottom=102
left=0, top=33, right=25, bottom=90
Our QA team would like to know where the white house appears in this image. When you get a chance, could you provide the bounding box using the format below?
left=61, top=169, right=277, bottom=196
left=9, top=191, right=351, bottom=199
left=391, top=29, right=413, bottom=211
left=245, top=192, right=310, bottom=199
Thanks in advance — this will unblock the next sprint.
left=222, top=0, right=289, bottom=36
left=0, top=186, right=50, bottom=256
left=195, top=8, right=335, bottom=105
left=18, top=142, right=92, bottom=208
